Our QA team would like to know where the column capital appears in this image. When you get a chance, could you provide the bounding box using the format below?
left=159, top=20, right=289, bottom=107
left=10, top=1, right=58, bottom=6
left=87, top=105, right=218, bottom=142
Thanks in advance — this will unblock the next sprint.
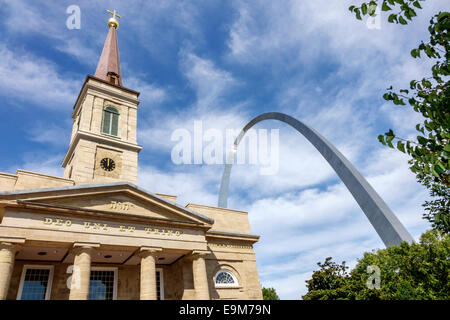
left=0, top=242, right=23, bottom=254
left=191, top=250, right=211, bottom=258
left=138, top=246, right=163, bottom=258
left=70, top=242, right=100, bottom=255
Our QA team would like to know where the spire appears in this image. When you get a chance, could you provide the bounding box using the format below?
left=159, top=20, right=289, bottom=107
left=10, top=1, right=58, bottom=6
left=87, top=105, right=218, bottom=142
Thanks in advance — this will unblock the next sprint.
left=94, top=10, right=123, bottom=86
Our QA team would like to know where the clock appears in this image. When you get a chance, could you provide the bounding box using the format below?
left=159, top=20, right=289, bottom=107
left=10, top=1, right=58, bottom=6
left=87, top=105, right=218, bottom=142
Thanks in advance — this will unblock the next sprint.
left=100, top=158, right=115, bottom=171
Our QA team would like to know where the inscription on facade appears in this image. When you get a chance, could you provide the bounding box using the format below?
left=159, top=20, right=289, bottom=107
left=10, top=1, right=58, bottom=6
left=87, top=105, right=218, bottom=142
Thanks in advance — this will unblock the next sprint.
left=110, top=201, right=134, bottom=211
left=43, top=217, right=182, bottom=237
left=209, top=243, right=253, bottom=249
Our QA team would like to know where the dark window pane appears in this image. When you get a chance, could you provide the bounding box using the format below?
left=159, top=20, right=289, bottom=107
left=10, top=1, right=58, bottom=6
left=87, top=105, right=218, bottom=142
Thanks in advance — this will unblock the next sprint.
left=102, top=111, right=111, bottom=134
left=111, top=113, right=119, bottom=136
left=156, top=271, right=161, bottom=300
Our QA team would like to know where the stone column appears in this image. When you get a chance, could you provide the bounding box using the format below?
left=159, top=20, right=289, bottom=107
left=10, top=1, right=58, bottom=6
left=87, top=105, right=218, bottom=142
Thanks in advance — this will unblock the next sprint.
left=69, top=244, right=98, bottom=300
left=139, top=247, right=162, bottom=300
left=192, top=251, right=211, bottom=300
left=0, top=242, right=20, bottom=300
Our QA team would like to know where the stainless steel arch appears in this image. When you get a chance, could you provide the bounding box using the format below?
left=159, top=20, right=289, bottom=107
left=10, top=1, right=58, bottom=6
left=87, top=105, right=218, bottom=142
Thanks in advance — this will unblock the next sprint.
left=218, top=112, right=414, bottom=247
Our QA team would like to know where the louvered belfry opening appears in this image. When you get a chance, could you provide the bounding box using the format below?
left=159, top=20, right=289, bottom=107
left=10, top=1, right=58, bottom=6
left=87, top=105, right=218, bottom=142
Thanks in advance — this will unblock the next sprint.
left=107, top=71, right=120, bottom=86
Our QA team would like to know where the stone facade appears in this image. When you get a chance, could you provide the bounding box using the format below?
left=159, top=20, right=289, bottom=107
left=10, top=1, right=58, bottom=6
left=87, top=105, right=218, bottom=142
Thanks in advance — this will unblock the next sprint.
left=0, top=14, right=262, bottom=300
left=0, top=183, right=263, bottom=300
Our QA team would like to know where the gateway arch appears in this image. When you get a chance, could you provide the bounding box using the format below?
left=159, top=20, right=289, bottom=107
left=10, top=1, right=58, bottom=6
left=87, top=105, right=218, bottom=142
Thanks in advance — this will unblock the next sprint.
left=218, top=112, right=414, bottom=247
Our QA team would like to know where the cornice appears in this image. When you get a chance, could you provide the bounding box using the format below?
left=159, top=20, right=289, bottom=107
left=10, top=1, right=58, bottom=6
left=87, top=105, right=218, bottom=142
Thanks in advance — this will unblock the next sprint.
left=62, top=130, right=142, bottom=167
left=72, top=75, right=140, bottom=118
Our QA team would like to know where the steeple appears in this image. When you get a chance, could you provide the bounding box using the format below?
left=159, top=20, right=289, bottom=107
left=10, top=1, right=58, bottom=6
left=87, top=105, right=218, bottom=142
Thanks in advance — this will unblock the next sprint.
left=63, top=9, right=142, bottom=186
left=94, top=10, right=123, bottom=86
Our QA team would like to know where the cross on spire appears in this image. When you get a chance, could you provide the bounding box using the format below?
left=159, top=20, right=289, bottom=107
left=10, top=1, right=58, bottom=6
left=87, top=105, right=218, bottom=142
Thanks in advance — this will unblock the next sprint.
left=95, top=9, right=123, bottom=86
left=106, top=9, right=121, bottom=29
left=107, top=9, right=121, bottom=20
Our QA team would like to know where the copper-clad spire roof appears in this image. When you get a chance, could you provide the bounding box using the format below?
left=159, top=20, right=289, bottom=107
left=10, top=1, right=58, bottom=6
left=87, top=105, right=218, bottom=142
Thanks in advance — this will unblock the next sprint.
left=94, top=10, right=123, bottom=86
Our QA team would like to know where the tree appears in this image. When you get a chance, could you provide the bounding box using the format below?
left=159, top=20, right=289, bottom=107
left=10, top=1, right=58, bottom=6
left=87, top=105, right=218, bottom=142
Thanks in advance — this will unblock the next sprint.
left=302, top=257, right=353, bottom=300
left=262, top=287, right=280, bottom=300
left=349, top=1, right=450, bottom=233
left=302, top=230, right=450, bottom=300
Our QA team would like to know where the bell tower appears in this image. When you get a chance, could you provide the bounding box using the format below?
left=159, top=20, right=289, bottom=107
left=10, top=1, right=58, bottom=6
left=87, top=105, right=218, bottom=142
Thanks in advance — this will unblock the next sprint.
left=62, top=10, right=142, bottom=185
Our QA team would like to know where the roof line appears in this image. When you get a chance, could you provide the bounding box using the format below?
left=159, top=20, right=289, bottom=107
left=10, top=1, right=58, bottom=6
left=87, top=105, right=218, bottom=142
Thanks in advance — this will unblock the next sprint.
left=0, top=182, right=214, bottom=223
left=207, top=229, right=260, bottom=239
left=15, top=200, right=204, bottom=226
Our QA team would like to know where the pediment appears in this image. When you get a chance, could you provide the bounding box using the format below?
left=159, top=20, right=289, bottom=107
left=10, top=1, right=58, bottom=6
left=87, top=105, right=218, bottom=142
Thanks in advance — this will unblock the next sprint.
left=0, top=183, right=213, bottom=226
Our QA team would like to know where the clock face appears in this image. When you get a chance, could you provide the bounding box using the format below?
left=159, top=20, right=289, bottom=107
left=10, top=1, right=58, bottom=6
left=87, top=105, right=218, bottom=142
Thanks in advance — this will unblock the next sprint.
left=100, top=158, right=115, bottom=171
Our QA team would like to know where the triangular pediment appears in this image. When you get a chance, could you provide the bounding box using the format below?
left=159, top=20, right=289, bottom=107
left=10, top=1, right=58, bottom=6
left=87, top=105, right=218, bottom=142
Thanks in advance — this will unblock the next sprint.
left=0, top=183, right=213, bottom=226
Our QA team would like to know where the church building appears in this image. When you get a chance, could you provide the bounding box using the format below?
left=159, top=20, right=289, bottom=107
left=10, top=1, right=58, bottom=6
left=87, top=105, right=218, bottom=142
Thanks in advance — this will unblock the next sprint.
left=0, top=11, right=262, bottom=300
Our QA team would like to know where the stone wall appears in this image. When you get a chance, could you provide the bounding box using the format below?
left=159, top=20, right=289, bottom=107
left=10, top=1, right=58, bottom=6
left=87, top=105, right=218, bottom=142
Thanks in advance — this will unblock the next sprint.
left=0, top=170, right=74, bottom=192
left=186, top=204, right=252, bottom=234
left=7, top=253, right=262, bottom=300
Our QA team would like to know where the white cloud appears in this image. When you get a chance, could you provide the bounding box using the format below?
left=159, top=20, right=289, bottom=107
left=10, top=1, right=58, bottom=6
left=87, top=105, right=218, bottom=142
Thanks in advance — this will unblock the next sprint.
left=0, top=45, right=80, bottom=110
left=180, top=51, right=239, bottom=111
left=27, top=122, right=72, bottom=147
left=138, top=51, right=249, bottom=155
left=138, top=164, right=219, bottom=206
left=6, top=153, right=65, bottom=178
left=126, top=76, right=167, bottom=107
left=55, top=38, right=99, bottom=67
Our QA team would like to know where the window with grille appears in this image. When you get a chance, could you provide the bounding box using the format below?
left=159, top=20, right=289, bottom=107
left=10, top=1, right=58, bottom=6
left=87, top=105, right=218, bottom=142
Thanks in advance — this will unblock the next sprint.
left=214, top=270, right=238, bottom=287
left=101, top=105, right=120, bottom=137
left=18, top=266, right=53, bottom=300
left=89, top=269, right=116, bottom=300
left=156, top=270, right=162, bottom=300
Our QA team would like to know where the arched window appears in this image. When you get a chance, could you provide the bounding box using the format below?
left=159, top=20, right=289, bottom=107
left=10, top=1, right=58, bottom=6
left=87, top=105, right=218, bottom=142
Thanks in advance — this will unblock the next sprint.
left=102, top=106, right=120, bottom=136
left=214, top=270, right=238, bottom=287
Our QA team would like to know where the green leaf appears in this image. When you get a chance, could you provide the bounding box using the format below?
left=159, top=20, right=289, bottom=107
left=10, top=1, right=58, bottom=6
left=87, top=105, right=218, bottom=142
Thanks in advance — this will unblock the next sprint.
left=425, top=45, right=434, bottom=57
left=382, top=1, right=391, bottom=11
left=442, top=150, right=450, bottom=160
left=432, top=163, right=445, bottom=176
left=388, top=14, right=397, bottom=23
left=437, top=12, right=450, bottom=21
left=412, top=1, right=422, bottom=9
left=368, top=3, right=377, bottom=16
left=411, top=48, right=420, bottom=58
left=378, top=135, right=386, bottom=146
left=386, top=134, right=395, bottom=148
left=355, top=8, right=362, bottom=20
left=436, top=161, right=446, bottom=173
left=398, top=16, right=408, bottom=24
left=361, top=3, right=368, bottom=15
left=397, top=141, right=406, bottom=153
left=417, top=136, right=428, bottom=145
left=422, top=80, right=432, bottom=88
left=416, top=124, right=425, bottom=134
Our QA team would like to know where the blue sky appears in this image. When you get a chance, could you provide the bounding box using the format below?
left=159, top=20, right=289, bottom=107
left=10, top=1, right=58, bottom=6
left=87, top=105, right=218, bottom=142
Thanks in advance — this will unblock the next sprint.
left=1, top=0, right=448, bottom=299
